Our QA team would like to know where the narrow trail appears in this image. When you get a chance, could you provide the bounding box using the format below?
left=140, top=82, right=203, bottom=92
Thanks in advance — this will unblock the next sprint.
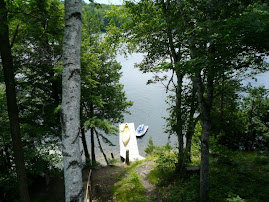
left=136, top=161, right=161, bottom=202
left=88, top=160, right=162, bottom=201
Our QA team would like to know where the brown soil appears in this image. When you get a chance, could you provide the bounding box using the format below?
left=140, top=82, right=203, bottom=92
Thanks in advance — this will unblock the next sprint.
left=31, top=161, right=160, bottom=201
left=84, top=165, right=125, bottom=201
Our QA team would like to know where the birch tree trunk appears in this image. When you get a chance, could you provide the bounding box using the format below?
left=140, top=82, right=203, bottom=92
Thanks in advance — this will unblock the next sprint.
left=0, top=0, right=30, bottom=201
left=61, top=0, right=83, bottom=201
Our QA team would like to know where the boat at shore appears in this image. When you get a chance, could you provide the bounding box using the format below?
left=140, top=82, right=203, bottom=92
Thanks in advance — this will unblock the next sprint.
left=121, top=123, right=131, bottom=146
left=136, top=124, right=149, bottom=137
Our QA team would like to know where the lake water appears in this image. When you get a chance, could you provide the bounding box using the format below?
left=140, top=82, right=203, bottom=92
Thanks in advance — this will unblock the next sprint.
left=86, top=52, right=177, bottom=164
left=87, top=54, right=269, bottom=164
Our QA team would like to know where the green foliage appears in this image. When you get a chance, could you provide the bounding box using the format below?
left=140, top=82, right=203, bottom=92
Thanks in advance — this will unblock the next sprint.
left=240, top=86, right=269, bottom=150
left=108, top=157, right=118, bottom=165
left=146, top=142, right=199, bottom=201
left=113, top=161, right=146, bottom=202
left=0, top=0, right=64, bottom=200
left=145, top=136, right=173, bottom=157
left=148, top=148, right=269, bottom=201
left=155, top=148, right=177, bottom=172
left=144, top=138, right=177, bottom=185
left=190, top=121, right=201, bottom=163
left=167, top=175, right=200, bottom=202
left=83, top=3, right=123, bottom=33
left=12, top=0, right=64, bottom=141
left=227, top=195, right=245, bottom=202
left=80, top=6, right=132, bottom=149
left=84, top=118, right=118, bottom=135
left=113, top=171, right=146, bottom=202
left=106, top=1, right=269, bottom=173
left=209, top=151, right=269, bottom=201
left=144, top=136, right=154, bottom=155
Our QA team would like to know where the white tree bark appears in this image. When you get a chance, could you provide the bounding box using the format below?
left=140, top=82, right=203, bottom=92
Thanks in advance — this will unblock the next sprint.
left=62, top=0, right=83, bottom=201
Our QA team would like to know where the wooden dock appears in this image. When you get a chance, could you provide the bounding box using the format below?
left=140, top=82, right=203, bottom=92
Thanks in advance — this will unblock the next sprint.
left=119, top=123, right=145, bottom=162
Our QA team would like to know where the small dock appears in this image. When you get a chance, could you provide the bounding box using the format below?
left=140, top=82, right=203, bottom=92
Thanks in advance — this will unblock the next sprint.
left=119, top=123, right=145, bottom=162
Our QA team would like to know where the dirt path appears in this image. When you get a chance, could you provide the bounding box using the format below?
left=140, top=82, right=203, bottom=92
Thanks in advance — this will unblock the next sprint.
left=136, top=161, right=161, bottom=202
left=85, top=160, right=161, bottom=201
left=85, top=165, right=125, bottom=201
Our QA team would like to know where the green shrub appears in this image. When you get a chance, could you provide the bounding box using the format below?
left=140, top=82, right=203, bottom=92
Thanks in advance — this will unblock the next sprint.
left=145, top=136, right=155, bottom=155
left=167, top=174, right=200, bottom=202
left=227, top=194, right=245, bottom=202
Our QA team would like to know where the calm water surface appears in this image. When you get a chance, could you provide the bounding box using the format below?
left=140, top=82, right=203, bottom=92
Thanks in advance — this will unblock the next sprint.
left=88, top=54, right=269, bottom=164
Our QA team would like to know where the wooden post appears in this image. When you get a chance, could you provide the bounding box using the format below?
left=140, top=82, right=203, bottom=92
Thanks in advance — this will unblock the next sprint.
left=84, top=170, right=92, bottom=202
left=126, top=150, right=130, bottom=165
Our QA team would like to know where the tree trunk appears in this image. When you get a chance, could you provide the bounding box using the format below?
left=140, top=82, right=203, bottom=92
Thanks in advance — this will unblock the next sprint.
left=91, top=127, right=96, bottom=164
left=61, top=0, right=83, bottom=201
left=89, top=102, right=96, bottom=164
left=192, top=72, right=211, bottom=202
left=175, top=72, right=184, bottom=170
left=176, top=73, right=184, bottom=153
left=0, top=1, right=30, bottom=201
left=189, top=38, right=212, bottom=202
left=95, top=130, right=109, bottom=166
left=81, top=125, right=90, bottom=162
left=161, top=0, right=184, bottom=158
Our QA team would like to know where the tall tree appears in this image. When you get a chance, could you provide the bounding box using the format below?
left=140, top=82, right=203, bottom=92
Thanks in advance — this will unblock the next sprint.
left=80, top=5, right=132, bottom=164
left=106, top=0, right=191, bottom=167
left=12, top=0, right=64, bottom=168
left=61, top=0, right=83, bottom=201
left=0, top=0, right=30, bottom=201
left=107, top=1, right=268, bottom=201
left=177, top=1, right=268, bottom=200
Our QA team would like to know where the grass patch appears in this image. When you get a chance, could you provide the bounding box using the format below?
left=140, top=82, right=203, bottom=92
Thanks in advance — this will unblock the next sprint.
left=112, top=160, right=147, bottom=202
left=148, top=169, right=159, bottom=185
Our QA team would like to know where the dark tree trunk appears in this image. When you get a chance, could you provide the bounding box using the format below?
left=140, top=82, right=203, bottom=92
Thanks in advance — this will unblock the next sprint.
left=95, top=130, right=109, bottom=166
left=175, top=71, right=184, bottom=173
left=80, top=106, right=90, bottom=162
left=90, top=103, right=96, bottom=164
left=190, top=37, right=213, bottom=202
left=81, top=125, right=90, bottom=162
left=91, top=127, right=96, bottom=164
left=176, top=73, right=184, bottom=154
left=192, top=72, right=212, bottom=202
left=0, top=0, right=30, bottom=201
left=161, top=0, right=184, bottom=163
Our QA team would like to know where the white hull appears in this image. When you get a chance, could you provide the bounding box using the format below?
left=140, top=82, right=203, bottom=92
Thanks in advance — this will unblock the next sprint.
left=136, top=125, right=149, bottom=137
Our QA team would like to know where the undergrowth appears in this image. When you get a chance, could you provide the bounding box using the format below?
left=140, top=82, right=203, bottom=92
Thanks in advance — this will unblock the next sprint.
left=112, top=160, right=147, bottom=202
left=145, top=137, right=269, bottom=201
